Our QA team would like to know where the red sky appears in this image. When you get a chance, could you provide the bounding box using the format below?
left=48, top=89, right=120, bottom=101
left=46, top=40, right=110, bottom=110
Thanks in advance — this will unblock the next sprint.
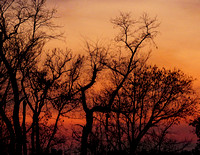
left=47, top=0, right=200, bottom=90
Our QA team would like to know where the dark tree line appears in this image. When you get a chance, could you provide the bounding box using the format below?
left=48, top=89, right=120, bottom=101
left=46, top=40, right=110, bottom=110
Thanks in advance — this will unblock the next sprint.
left=0, top=1, right=199, bottom=155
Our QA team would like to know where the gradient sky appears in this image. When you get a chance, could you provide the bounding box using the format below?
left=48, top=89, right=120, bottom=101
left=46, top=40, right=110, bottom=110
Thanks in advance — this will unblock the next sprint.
left=47, top=0, right=200, bottom=90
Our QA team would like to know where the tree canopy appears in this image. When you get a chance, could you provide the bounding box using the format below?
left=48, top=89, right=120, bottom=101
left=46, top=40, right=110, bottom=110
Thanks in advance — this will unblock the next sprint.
left=0, top=1, right=199, bottom=155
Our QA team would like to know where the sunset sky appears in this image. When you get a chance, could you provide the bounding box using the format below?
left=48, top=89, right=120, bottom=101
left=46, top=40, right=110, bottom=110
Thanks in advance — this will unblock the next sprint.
left=47, top=0, right=200, bottom=89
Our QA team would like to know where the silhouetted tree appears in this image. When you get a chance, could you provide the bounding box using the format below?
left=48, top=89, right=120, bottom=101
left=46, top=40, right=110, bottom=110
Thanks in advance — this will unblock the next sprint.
left=0, top=1, right=197, bottom=154
left=79, top=12, right=159, bottom=155
left=92, top=64, right=197, bottom=154
left=140, top=120, right=192, bottom=154
left=22, top=48, right=82, bottom=154
left=0, top=0, right=59, bottom=154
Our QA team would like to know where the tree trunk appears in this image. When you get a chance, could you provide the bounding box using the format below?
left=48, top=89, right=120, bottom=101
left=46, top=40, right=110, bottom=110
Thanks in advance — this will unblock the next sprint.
left=22, top=101, right=27, bottom=155
left=0, top=32, right=22, bottom=155
left=31, top=113, right=36, bottom=154
left=81, top=111, right=93, bottom=155
left=45, top=112, right=61, bottom=153
left=0, top=106, right=16, bottom=155
left=31, top=111, right=41, bottom=154
left=12, top=82, right=22, bottom=155
left=36, top=114, right=40, bottom=154
left=130, top=138, right=140, bottom=155
left=117, top=112, right=122, bottom=151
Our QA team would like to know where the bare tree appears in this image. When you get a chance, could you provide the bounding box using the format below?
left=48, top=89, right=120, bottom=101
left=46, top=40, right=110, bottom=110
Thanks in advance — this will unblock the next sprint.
left=93, top=64, right=197, bottom=154
left=0, top=0, right=59, bottom=154
left=43, top=49, right=83, bottom=153
left=78, top=12, right=159, bottom=155
left=16, top=46, right=83, bottom=155
left=141, top=122, right=192, bottom=154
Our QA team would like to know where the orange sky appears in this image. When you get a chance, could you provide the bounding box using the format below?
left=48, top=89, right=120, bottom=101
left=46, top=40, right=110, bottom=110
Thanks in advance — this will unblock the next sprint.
left=47, top=0, right=200, bottom=90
